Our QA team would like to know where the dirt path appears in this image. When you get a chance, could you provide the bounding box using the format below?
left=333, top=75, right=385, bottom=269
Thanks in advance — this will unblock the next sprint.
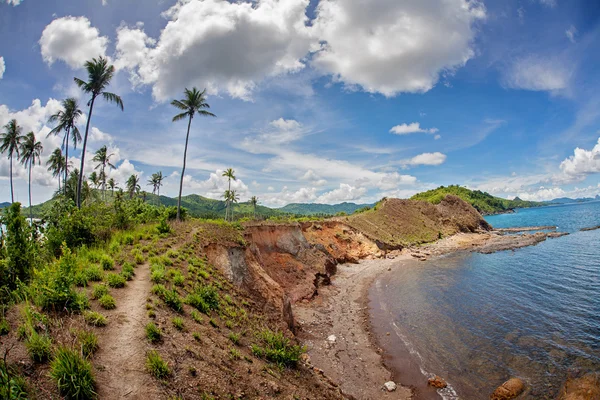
left=94, top=263, right=161, bottom=399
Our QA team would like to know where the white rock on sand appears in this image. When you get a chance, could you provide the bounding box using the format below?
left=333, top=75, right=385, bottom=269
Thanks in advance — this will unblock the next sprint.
left=384, top=381, right=397, bottom=392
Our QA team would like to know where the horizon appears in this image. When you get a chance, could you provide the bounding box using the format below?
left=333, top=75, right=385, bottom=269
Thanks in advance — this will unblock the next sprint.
left=1, top=0, right=600, bottom=207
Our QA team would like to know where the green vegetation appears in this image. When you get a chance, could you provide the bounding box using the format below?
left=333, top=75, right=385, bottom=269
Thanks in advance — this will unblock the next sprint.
left=25, top=331, right=52, bottom=362
left=146, top=350, right=170, bottom=379
left=411, top=185, right=545, bottom=215
left=98, top=294, right=116, bottom=310
left=77, top=330, right=99, bottom=357
left=50, top=346, right=97, bottom=399
left=145, top=322, right=162, bottom=343
left=91, top=284, right=109, bottom=300
left=0, top=358, right=29, bottom=399
left=251, top=330, right=305, bottom=368
left=185, top=284, right=220, bottom=314
left=83, top=311, right=107, bottom=327
left=172, top=317, right=185, bottom=331
left=105, top=272, right=126, bottom=288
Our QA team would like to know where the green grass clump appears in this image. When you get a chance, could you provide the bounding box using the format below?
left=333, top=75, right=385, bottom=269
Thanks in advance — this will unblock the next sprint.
left=191, top=310, right=203, bottom=324
left=25, top=332, right=53, bottom=362
left=151, top=284, right=166, bottom=296
left=131, top=249, right=145, bottom=265
left=50, top=346, right=96, bottom=399
left=145, top=322, right=162, bottom=343
left=251, top=330, right=305, bottom=368
left=147, top=310, right=156, bottom=318
left=228, top=332, right=240, bottom=345
left=166, top=249, right=178, bottom=259
left=73, top=271, right=88, bottom=287
left=185, top=285, right=220, bottom=314
left=172, top=317, right=184, bottom=331
left=121, top=263, right=135, bottom=281
left=158, top=289, right=183, bottom=312
left=105, top=273, right=126, bottom=288
left=192, top=332, right=201, bottom=341
left=229, top=347, right=241, bottom=360
left=100, top=255, right=115, bottom=271
left=75, top=291, right=90, bottom=311
left=83, top=311, right=107, bottom=327
left=98, top=294, right=116, bottom=310
left=0, top=360, right=29, bottom=399
left=84, top=265, right=103, bottom=282
left=91, top=284, right=109, bottom=300
left=122, top=234, right=135, bottom=246
left=0, top=319, right=10, bottom=335
left=172, top=271, right=185, bottom=287
left=146, top=350, right=170, bottom=379
left=197, top=269, right=210, bottom=280
left=77, top=330, right=99, bottom=357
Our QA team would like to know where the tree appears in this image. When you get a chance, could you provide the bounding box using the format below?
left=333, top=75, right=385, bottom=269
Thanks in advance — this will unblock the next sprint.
left=171, top=87, right=215, bottom=220
left=223, top=189, right=239, bottom=221
left=89, top=171, right=100, bottom=190
left=107, top=177, right=117, bottom=196
left=0, top=119, right=25, bottom=203
left=46, top=148, right=66, bottom=192
left=19, top=132, right=43, bottom=222
left=126, top=174, right=140, bottom=199
left=92, top=145, right=115, bottom=200
left=47, top=98, right=82, bottom=196
left=74, top=56, right=123, bottom=209
left=148, top=172, right=163, bottom=205
left=250, top=196, right=258, bottom=220
left=0, top=203, right=34, bottom=291
left=222, top=168, right=236, bottom=221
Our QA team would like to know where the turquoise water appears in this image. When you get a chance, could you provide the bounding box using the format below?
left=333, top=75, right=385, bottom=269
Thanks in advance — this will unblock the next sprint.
left=370, top=201, right=600, bottom=399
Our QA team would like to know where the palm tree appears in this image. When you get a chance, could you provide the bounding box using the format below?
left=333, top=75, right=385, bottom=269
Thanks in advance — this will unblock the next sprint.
left=126, top=174, right=140, bottom=199
left=19, top=132, right=43, bottom=221
left=92, top=145, right=115, bottom=200
left=89, top=171, right=100, bottom=190
left=46, top=148, right=66, bottom=191
left=250, top=196, right=258, bottom=220
left=171, top=87, right=215, bottom=220
left=107, top=177, right=117, bottom=196
left=47, top=98, right=82, bottom=196
left=225, top=189, right=239, bottom=222
left=74, top=56, right=123, bottom=208
left=0, top=119, right=25, bottom=203
left=148, top=171, right=163, bottom=205
left=222, top=168, right=236, bottom=221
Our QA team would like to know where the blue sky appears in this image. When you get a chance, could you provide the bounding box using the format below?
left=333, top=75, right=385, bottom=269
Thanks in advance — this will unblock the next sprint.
left=1, top=0, right=600, bottom=206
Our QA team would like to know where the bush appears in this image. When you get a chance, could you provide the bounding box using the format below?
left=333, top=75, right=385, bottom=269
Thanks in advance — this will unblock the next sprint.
left=77, top=330, right=99, bottom=357
left=0, top=203, right=35, bottom=293
left=160, top=289, right=182, bottom=313
left=83, top=311, right=107, bottom=327
left=50, top=347, right=96, bottom=399
left=91, top=284, right=109, bottom=300
left=121, top=263, right=135, bottom=281
left=98, top=294, right=116, bottom=310
left=34, top=246, right=79, bottom=311
left=100, top=255, right=114, bottom=271
left=25, top=332, right=53, bottom=362
left=105, top=273, right=126, bottom=288
left=84, top=265, right=103, bottom=282
left=73, top=271, right=88, bottom=287
left=145, top=322, right=162, bottom=343
left=172, top=317, right=184, bottom=331
left=156, top=218, right=171, bottom=234
left=251, top=330, right=305, bottom=368
left=146, top=350, right=170, bottom=379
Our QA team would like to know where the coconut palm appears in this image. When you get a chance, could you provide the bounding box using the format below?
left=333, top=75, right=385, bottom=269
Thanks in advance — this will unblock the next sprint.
left=171, top=87, right=216, bottom=220
left=107, top=177, right=117, bottom=196
left=74, top=56, right=123, bottom=208
left=224, top=189, right=239, bottom=221
left=0, top=119, right=25, bottom=203
left=92, top=145, right=115, bottom=200
left=89, top=171, right=100, bottom=190
left=148, top=171, right=163, bottom=205
left=47, top=98, right=82, bottom=195
left=19, top=132, right=43, bottom=221
left=126, top=174, right=140, bottom=199
left=250, top=196, right=258, bottom=220
left=46, top=148, right=66, bottom=191
left=222, top=168, right=236, bottom=221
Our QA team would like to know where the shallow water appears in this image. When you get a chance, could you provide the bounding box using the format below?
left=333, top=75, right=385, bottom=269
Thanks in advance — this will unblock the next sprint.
left=370, top=201, right=600, bottom=399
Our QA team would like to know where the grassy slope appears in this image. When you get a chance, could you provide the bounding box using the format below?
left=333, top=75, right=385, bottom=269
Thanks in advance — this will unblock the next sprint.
left=278, top=202, right=372, bottom=215
left=410, top=185, right=545, bottom=215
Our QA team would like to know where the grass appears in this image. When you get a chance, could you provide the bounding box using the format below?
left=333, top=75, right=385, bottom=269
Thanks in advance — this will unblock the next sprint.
left=158, top=289, right=183, bottom=312
left=77, top=330, right=99, bottom=357
left=83, top=311, right=107, bottom=327
left=91, top=284, right=109, bottom=300
left=192, top=332, right=201, bottom=341
left=172, top=317, right=185, bottom=331
left=191, top=310, right=203, bottom=324
left=228, top=332, right=240, bottom=345
left=105, top=273, right=126, bottom=288
left=0, top=360, right=29, bottom=399
left=145, top=322, right=162, bottom=343
left=25, top=332, right=53, bottom=362
left=251, top=329, right=305, bottom=368
left=172, top=271, right=185, bottom=287
left=0, top=318, right=9, bottom=335
left=50, top=346, right=97, bottom=399
left=146, top=350, right=170, bottom=379
left=229, top=347, right=241, bottom=360
left=185, top=285, right=220, bottom=314
left=98, top=294, right=116, bottom=310
left=84, top=265, right=103, bottom=282
left=100, top=254, right=115, bottom=271
left=121, top=263, right=135, bottom=281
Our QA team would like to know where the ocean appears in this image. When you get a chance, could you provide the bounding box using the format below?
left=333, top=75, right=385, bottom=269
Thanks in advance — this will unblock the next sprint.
left=369, top=201, right=600, bottom=399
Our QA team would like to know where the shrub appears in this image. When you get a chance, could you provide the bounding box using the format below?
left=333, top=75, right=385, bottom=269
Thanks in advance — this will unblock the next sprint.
left=50, top=346, right=96, bottom=399
left=172, top=317, right=184, bottom=331
left=83, top=311, right=107, bottom=327
left=145, top=322, right=162, bottom=343
left=84, top=265, right=103, bottom=282
left=250, top=330, right=305, bottom=368
left=25, top=332, right=52, bottom=362
left=156, top=218, right=171, bottom=234
left=77, top=330, right=99, bottom=357
left=0, top=319, right=9, bottom=335
left=98, top=294, right=116, bottom=310
left=121, top=263, right=135, bottom=281
left=146, top=350, right=170, bottom=379
left=1, top=203, right=34, bottom=291
left=100, top=255, right=114, bottom=271
left=34, top=246, right=78, bottom=311
left=105, top=273, right=126, bottom=288
left=91, top=284, right=109, bottom=300
left=73, top=271, right=88, bottom=287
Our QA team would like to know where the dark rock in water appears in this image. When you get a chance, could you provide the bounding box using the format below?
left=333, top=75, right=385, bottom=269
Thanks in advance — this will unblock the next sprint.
left=557, top=372, right=600, bottom=400
left=490, top=378, right=525, bottom=400
left=428, top=376, right=448, bottom=389
left=580, top=225, right=600, bottom=232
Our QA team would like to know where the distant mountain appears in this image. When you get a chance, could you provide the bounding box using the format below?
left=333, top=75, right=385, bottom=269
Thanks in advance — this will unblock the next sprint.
left=410, top=185, right=546, bottom=215
left=548, top=196, right=600, bottom=204
left=277, top=202, right=373, bottom=216
left=0, top=202, right=11, bottom=209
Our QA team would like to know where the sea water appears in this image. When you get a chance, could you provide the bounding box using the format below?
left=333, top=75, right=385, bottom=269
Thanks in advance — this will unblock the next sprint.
left=370, top=201, right=600, bottom=399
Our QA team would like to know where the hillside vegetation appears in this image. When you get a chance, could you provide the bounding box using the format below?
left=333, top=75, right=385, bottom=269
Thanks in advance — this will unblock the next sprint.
left=278, top=202, right=372, bottom=216
left=410, top=185, right=545, bottom=215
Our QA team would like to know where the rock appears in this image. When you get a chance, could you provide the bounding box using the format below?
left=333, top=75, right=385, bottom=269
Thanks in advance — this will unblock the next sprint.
left=327, top=334, right=337, bottom=344
left=383, top=381, right=397, bottom=392
left=557, top=372, right=600, bottom=400
left=428, top=376, right=448, bottom=389
left=490, top=378, right=525, bottom=400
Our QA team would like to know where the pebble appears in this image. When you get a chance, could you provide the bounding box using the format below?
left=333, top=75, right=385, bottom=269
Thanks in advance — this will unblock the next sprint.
left=327, top=334, right=337, bottom=343
left=384, top=381, right=397, bottom=392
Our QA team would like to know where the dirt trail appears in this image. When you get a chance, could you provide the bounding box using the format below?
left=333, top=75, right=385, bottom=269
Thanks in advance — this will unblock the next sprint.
left=94, top=263, right=161, bottom=399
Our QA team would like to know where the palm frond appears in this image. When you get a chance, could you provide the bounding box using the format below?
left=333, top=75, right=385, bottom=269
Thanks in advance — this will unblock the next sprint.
left=103, top=92, right=124, bottom=110
left=172, top=112, right=189, bottom=122
left=170, top=100, right=188, bottom=110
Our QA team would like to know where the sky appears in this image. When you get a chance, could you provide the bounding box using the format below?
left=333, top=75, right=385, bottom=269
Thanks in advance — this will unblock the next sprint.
left=1, top=0, right=600, bottom=207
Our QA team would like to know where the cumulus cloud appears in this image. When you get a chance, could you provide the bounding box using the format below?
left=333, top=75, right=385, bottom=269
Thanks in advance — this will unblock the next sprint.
left=3, top=0, right=23, bottom=5
left=40, top=16, right=108, bottom=69
left=516, top=187, right=564, bottom=201
left=390, top=122, right=439, bottom=135
left=116, top=0, right=314, bottom=101
left=311, top=0, right=485, bottom=96
left=539, top=0, right=556, bottom=7
left=164, top=169, right=250, bottom=200
left=242, top=118, right=308, bottom=151
left=504, top=56, right=571, bottom=92
left=261, top=186, right=317, bottom=207
left=402, top=152, right=447, bottom=167
left=316, top=183, right=367, bottom=203
left=558, top=138, right=600, bottom=181
left=90, top=127, right=113, bottom=143
left=566, top=25, right=577, bottom=43
left=300, top=169, right=327, bottom=186
left=0, top=56, right=5, bottom=79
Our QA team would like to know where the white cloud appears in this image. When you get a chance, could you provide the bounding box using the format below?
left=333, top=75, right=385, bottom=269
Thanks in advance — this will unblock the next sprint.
left=3, top=0, right=23, bottom=5
left=402, top=152, right=447, bottom=167
left=114, top=25, right=156, bottom=81
left=311, top=0, right=485, bottom=96
left=242, top=118, right=308, bottom=151
left=40, top=16, right=108, bottom=69
left=504, top=56, right=571, bottom=92
left=539, top=0, right=557, bottom=7
left=516, top=187, right=564, bottom=201
left=566, top=25, right=577, bottom=43
left=316, top=183, right=367, bottom=203
left=165, top=169, right=250, bottom=200
left=262, top=186, right=318, bottom=207
left=558, top=138, right=600, bottom=181
left=434, top=134, right=441, bottom=140
left=0, top=56, right=5, bottom=79
left=300, top=169, right=327, bottom=186
left=90, top=127, right=113, bottom=143
left=390, top=122, right=438, bottom=135
left=116, top=0, right=314, bottom=101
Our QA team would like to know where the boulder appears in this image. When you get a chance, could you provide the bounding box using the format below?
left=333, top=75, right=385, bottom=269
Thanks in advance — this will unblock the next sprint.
left=490, top=378, right=525, bottom=400
left=383, top=381, right=397, bottom=392
left=428, top=376, right=448, bottom=389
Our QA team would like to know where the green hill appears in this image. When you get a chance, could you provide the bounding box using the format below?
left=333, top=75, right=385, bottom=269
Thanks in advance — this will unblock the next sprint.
left=277, top=202, right=372, bottom=216
left=410, top=185, right=546, bottom=215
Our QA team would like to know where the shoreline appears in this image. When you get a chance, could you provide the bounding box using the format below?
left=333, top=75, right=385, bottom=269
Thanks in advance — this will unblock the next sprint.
left=294, top=230, right=567, bottom=399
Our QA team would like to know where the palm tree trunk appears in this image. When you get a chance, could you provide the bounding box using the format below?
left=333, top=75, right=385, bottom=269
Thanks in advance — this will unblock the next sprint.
left=28, top=159, right=32, bottom=223
left=177, top=115, right=193, bottom=221
left=78, top=96, right=95, bottom=209
left=9, top=155, right=14, bottom=203
left=227, top=179, right=232, bottom=222
left=64, top=128, right=70, bottom=197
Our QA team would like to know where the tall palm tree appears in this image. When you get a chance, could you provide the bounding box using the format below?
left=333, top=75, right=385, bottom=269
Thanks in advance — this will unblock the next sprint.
left=126, top=174, right=140, bottom=199
left=89, top=171, right=100, bottom=190
left=19, top=132, right=43, bottom=221
left=47, top=98, right=82, bottom=196
left=147, top=171, right=163, bottom=205
left=0, top=119, right=25, bottom=203
left=46, top=148, right=66, bottom=191
left=171, top=87, right=215, bottom=220
left=74, top=56, right=123, bottom=208
left=222, top=168, right=236, bottom=221
left=250, top=196, right=258, bottom=220
left=107, top=177, right=117, bottom=196
left=225, top=189, right=239, bottom=222
left=92, top=145, right=115, bottom=200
